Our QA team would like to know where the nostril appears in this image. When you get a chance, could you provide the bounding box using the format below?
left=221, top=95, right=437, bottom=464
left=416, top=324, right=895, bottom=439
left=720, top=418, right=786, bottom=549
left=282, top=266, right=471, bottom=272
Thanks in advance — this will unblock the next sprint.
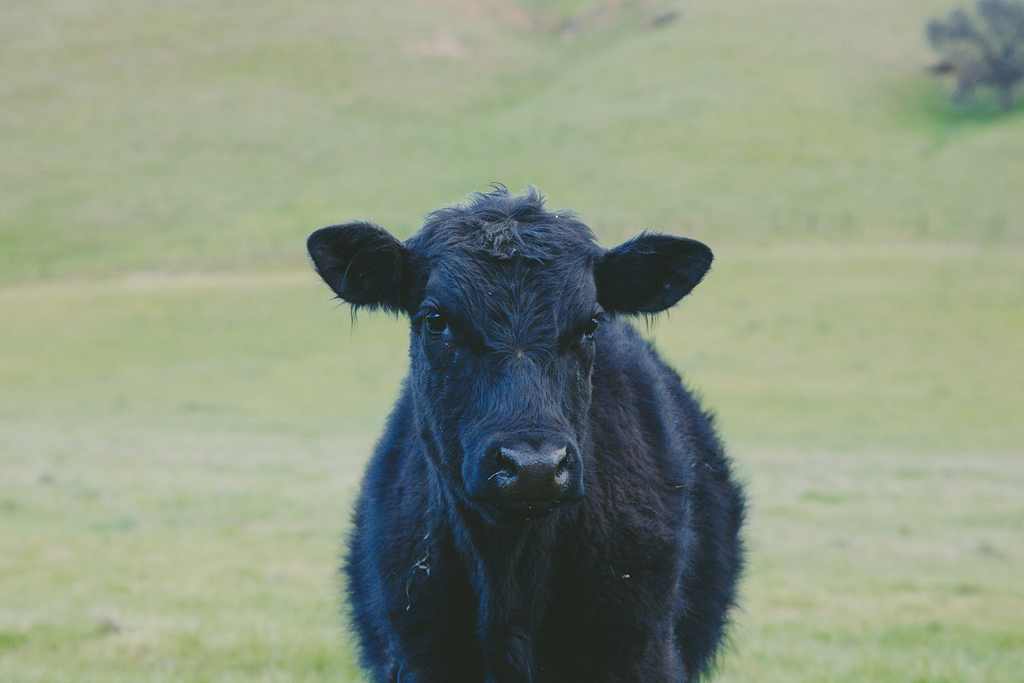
left=554, top=449, right=570, bottom=476
left=553, top=448, right=571, bottom=489
left=492, top=449, right=518, bottom=481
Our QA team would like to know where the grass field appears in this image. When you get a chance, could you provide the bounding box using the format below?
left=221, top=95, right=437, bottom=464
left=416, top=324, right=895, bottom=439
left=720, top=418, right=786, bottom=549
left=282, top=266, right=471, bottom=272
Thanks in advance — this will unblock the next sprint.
left=2, top=0, right=1023, bottom=681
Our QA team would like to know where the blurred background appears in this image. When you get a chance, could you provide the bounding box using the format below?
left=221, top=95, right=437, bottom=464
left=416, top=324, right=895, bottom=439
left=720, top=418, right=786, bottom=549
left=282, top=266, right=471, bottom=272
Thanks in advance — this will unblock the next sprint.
left=1, top=0, right=1022, bottom=681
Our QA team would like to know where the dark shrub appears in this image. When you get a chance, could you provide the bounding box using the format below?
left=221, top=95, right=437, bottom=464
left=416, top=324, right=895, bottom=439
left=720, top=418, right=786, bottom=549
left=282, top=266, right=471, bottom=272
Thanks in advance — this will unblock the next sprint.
left=928, top=0, right=1024, bottom=110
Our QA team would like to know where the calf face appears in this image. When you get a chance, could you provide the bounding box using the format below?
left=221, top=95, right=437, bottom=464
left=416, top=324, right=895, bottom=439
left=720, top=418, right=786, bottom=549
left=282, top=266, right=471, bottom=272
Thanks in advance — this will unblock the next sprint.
left=308, top=188, right=712, bottom=524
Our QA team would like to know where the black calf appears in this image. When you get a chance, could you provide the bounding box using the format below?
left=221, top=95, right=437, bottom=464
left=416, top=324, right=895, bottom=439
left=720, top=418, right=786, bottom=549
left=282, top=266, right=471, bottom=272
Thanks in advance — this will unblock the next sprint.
left=308, top=187, right=745, bottom=682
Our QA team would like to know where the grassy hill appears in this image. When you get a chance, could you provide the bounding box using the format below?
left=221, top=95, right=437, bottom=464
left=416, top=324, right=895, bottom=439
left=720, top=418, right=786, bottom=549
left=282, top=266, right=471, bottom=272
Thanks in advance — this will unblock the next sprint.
left=3, top=0, right=1023, bottom=280
left=1, top=1, right=1022, bottom=681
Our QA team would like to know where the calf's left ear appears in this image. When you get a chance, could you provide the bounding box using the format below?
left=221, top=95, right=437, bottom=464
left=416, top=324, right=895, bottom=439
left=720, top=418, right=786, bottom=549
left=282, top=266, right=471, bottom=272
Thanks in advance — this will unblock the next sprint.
left=595, top=233, right=713, bottom=314
left=307, top=222, right=408, bottom=313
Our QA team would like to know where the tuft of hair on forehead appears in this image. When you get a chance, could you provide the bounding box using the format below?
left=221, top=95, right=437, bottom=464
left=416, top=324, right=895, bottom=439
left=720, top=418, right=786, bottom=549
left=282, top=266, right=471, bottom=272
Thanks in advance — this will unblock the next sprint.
left=415, top=185, right=598, bottom=263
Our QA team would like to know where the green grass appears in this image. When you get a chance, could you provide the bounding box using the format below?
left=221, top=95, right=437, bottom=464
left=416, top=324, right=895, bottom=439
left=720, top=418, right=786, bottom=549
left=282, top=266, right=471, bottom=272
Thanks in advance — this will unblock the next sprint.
left=3, top=424, right=1022, bottom=682
left=3, top=0, right=1023, bottom=280
left=0, top=420, right=369, bottom=683
left=663, top=240, right=1024, bottom=453
left=2, top=0, right=1023, bottom=681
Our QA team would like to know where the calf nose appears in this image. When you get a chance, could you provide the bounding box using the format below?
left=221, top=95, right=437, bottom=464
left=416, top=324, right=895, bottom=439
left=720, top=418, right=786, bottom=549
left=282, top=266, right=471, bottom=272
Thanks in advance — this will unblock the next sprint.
left=493, top=444, right=571, bottom=502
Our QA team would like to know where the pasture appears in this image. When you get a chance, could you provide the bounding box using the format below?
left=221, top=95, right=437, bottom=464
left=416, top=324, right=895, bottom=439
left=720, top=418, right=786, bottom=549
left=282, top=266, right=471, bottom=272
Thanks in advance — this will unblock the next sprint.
left=1, top=0, right=1022, bottom=681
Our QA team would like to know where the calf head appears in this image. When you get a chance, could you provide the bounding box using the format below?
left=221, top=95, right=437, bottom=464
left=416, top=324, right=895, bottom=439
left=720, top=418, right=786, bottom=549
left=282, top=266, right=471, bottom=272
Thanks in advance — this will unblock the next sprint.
left=309, top=188, right=712, bottom=524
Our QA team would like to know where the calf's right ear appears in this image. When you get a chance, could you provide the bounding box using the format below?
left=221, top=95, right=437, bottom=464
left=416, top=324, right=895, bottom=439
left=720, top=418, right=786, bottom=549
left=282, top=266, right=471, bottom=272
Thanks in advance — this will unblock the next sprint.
left=307, top=222, right=407, bottom=313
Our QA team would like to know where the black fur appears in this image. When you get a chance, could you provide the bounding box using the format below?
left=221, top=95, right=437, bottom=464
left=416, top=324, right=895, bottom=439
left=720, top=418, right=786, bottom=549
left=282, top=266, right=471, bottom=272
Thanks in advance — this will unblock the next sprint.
left=308, top=187, right=745, bottom=683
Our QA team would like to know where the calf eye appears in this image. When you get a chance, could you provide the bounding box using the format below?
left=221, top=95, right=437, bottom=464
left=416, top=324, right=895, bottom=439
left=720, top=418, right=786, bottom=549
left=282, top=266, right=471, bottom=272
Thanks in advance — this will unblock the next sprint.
left=425, top=312, right=448, bottom=334
left=583, top=317, right=600, bottom=339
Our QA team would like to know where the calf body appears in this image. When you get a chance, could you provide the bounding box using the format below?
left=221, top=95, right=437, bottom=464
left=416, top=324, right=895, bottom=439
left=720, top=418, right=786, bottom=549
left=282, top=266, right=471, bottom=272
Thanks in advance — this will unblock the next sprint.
left=308, top=188, right=744, bottom=683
